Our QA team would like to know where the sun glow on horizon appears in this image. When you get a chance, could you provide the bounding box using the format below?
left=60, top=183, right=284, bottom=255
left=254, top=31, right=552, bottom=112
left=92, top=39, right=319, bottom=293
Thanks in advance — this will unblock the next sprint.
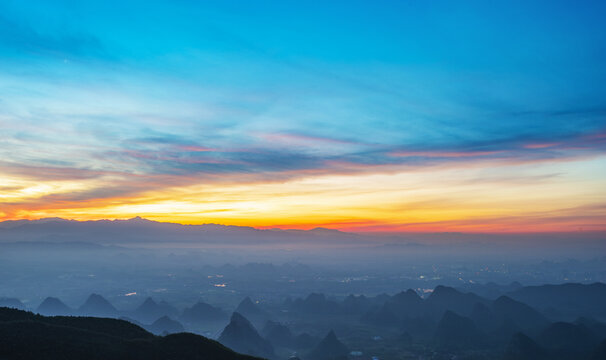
left=2, top=155, right=605, bottom=233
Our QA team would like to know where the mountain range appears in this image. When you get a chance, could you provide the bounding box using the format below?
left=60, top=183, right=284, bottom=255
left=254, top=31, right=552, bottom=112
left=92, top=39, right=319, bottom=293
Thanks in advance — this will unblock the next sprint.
left=0, top=217, right=360, bottom=247
left=218, top=312, right=275, bottom=359
left=5, top=282, right=606, bottom=359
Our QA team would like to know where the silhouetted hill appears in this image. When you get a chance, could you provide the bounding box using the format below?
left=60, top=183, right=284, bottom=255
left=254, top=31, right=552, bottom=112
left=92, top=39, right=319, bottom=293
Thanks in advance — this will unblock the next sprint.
left=218, top=312, right=275, bottom=359
left=426, top=285, right=490, bottom=319
left=262, top=320, right=295, bottom=348
left=508, top=283, right=606, bottom=320
left=537, top=321, right=601, bottom=357
left=433, top=310, right=487, bottom=349
left=470, top=302, right=495, bottom=332
left=235, top=297, right=270, bottom=327
left=119, top=316, right=145, bottom=328
left=503, top=332, right=549, bottom=360
left=379, top=289, right=425, bottom=320
left=469, top=295, right=549, bottom=343
left=575, top=317, right=606, bottom=339
left=401, top=316, right=438, bottom=341
left=291, top=293, right=340, bottom=315
left=364, top=286, right=490, bottom=327
left=146, top=316, right=185, bottom=335
left=494, top=318, right=525, bottom=346
left=236, top=297, right=268, bottom=318
left=492, top=295, right=550, bottom=332
left=132, top=297, right=178, bottom=324
left=362, top=305, right=400, bottom=327
left=306, top=330, right=349, bottom=360
left=0, top=297, right=25, bottom=310
left=341, top=294, right=373, bottom=315
left=79, top=294, right=118, bottom=317
left=36, top=296, right=72, bottom=316
left=373, top=293, right=392, bottom=304
left=181, top=300, right=228, bottom=324
left=363, top=289, right=424, bottom=326
left=458, top=281, right=523, bottom=299
left=260, top=321, right=318, bottom=351
left=0, top=307, right=258, bottom=360
left=294, top=333, right=320, bottom=350
left=591, top=339, right=606, bottom=360
left=1, top=306, right=152, bottom=339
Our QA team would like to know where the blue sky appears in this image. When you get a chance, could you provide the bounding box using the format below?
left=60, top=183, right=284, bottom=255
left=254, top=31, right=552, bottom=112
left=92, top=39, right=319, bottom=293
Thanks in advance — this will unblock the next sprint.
left=1, top=0, right=605, bottom=231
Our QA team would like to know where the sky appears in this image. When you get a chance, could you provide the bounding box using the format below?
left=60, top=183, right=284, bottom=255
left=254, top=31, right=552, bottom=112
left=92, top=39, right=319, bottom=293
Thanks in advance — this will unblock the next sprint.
left=0, top=0, right=605, bottom=232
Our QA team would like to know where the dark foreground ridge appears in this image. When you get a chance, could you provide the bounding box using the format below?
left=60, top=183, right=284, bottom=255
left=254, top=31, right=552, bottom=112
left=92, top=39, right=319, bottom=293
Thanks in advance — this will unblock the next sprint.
left=0, top=307, right=261, bottom=360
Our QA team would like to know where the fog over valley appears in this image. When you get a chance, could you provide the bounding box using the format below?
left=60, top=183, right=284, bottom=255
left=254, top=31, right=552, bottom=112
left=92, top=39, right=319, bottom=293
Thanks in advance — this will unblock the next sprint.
left=1, top=218, right=606, bottom=359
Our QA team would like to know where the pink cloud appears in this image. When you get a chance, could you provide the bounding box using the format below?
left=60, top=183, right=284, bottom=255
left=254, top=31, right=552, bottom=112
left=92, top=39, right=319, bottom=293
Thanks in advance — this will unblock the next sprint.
left=178, top=145, right=217, bottom=152
left=258, top=133, right=357, bottom=146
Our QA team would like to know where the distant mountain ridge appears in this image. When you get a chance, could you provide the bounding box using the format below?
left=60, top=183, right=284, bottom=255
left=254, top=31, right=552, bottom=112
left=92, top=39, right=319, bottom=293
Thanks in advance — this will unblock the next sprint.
left=235, top=297, right=271, bottom=328
left=218, top=312, right=275, bottom=359
left=507, top=282, right=606, bottom=321
left=0, top=217, right=362, bottom=247
left=133, top=297, right=179, bottom=324
left=181, top=300, right=228, bottom=324
left=79, top=293, right=118, bottom=317
left=5, top=282, right=606, bottom=359
left=0, top=297, right=25, bottom=310
left=18, top=282, right=606, bottom=323
left=434, top=310, right=487, bottom=349
left=147, top=316, right=185, bottom=335
left=306, top=330, right=349, bottom=360
left=36, top=297, right=73, bottom=316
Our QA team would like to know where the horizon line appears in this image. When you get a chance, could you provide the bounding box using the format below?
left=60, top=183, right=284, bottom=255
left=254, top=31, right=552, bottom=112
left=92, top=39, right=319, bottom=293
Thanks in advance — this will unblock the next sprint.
left=2, top=216, right=605, bottom=235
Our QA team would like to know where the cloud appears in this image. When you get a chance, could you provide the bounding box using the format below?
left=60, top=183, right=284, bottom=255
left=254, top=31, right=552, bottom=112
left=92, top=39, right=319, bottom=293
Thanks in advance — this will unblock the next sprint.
left=76, top=125, right=606, bottom=184
left=0, top=161, right=117, bottom=181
